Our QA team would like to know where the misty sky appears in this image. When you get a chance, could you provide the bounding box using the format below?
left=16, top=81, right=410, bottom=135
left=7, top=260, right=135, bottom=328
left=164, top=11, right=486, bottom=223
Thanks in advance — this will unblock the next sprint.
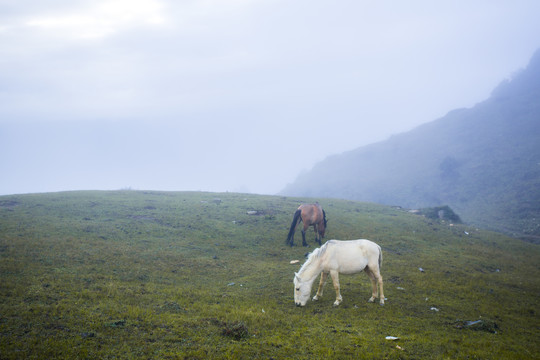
left=1, top=1, right=540, bottom=196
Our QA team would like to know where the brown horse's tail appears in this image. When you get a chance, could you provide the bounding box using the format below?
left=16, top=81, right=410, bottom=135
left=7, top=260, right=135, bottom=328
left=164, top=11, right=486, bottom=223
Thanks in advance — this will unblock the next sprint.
left=286, top=209, right=302, bottom=246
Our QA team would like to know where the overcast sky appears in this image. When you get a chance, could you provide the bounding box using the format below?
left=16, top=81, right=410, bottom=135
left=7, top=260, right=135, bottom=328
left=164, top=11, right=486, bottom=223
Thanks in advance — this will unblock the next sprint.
left=1, top=0, right=539, bottom=196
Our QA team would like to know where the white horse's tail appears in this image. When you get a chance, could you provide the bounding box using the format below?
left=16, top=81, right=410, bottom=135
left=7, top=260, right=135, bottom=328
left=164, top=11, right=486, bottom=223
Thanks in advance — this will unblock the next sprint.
left=378, top=245, right=383, bottom=269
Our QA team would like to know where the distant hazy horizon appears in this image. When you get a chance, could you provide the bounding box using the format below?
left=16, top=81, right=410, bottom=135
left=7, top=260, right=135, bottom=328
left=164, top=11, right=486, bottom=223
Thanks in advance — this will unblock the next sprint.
left=1, top=1, right=539, bottom=196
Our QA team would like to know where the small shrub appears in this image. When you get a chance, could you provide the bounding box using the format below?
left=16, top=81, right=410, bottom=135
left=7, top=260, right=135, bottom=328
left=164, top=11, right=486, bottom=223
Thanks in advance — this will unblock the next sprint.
left=453, top=319, right=499, bottom=334
left=221, top=321, right=249, bottom=340
left=420, top=205, right=462, bottom=223
left=106, top=320, right=126, bottom=328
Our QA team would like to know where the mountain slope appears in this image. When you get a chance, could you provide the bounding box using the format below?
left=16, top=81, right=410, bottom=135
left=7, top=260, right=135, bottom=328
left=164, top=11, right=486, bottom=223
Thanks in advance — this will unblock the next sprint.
left=281, top=50, right=540, bottom=241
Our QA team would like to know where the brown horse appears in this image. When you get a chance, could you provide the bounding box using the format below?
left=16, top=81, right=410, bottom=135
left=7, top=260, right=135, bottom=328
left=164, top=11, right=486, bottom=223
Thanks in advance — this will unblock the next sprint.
left=286, top=203, right=327, bottom=247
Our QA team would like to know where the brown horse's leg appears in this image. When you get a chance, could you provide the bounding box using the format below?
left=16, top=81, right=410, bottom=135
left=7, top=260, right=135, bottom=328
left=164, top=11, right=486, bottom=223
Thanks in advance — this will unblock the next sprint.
left=301, top=224, right=308, bottom=247
left=313, top=272, right=328, bottom=301
left=314, top=224, right=321, bottom=245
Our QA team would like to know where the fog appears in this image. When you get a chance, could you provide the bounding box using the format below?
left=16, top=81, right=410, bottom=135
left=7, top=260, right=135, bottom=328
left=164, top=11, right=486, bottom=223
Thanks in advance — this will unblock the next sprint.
left=1, top=1, right=539, bottom=195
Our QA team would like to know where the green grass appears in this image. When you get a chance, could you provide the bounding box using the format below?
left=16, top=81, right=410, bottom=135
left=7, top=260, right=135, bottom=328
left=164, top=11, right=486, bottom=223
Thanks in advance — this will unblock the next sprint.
left=0, top=190, right=539, bottom=359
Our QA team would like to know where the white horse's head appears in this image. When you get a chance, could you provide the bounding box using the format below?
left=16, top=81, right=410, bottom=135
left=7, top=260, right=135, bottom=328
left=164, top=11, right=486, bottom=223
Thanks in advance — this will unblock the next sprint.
left=293, top=273, right=311, bottom=306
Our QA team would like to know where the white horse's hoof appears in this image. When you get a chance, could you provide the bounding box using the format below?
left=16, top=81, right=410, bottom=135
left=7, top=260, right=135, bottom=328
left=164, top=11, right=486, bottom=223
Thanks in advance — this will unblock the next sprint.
left=368, top=297, right=375, bottom=303
left=312, top=295, right=319, bottom=301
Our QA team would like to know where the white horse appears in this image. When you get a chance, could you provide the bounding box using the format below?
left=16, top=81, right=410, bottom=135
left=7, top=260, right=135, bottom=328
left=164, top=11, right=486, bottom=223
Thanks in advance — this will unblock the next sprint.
left=293, top=239, right=384, bottom=307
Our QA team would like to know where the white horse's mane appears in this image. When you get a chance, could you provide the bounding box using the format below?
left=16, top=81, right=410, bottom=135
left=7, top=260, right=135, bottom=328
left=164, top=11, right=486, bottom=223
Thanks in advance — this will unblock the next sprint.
left=298, top=241, right=329, bottom=275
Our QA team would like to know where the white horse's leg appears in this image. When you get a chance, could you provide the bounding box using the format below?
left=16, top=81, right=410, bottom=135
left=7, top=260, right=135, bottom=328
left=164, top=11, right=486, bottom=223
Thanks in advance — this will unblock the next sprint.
left=313, top=272, right=328, bottom=301
left=365, top=269, right=378, bottom=303
left=330, top=270, right=342, bottom=306
left=377, top=273, right=384, bottom=305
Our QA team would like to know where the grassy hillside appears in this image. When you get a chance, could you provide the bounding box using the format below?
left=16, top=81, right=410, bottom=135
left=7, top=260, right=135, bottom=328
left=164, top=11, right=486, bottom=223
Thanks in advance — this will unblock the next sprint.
left=1, top=191, right=539, bottom=359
